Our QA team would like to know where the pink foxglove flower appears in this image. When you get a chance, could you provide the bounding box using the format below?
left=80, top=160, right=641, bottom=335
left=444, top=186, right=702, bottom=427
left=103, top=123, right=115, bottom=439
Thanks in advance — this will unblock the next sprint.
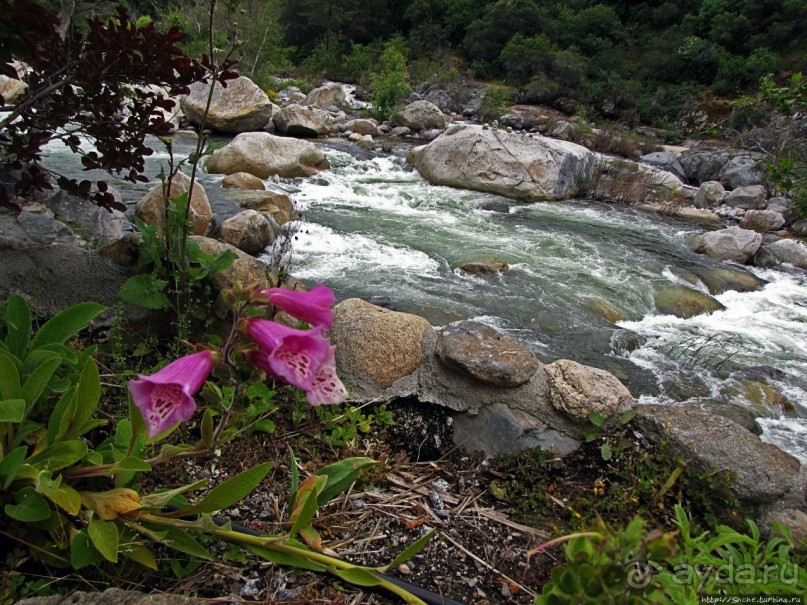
left=307, top=346, right=348, bottom=406
left=129, top=351, right=215, bottom=438
left=262, top=284, right=335, bottom=329
left=247, top=318, right=331, bottom=391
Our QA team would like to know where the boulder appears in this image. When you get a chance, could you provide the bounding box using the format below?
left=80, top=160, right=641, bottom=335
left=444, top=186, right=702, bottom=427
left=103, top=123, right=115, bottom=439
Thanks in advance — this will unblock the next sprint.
left=407, top=124, right=594, bottom=202
left=692, top=226, right=763, bottom=263
left=331, top=298, right=433, bottom=395
left=636, top=203, right=721, bottom=228
left=392, top=100, right=446, bottom=131
left=435, top=320, right=540, bottom=387
left=0, top=74, right=27, bottom=104
left=221, top=172, right=265, bottom=191
left=205, top=132, right=330, bottom=179
left=725, top=184, right=767, bottom=210
left=549, top=120, right=576, bottom=140
left=591, top=157, right=686, bottom=204
left=740, top=209, right=785, bottom=233
left=228, top=189, right=294, bottom=218
left=343, top=118, right=378, bottom=136
left=181, top=76, right=273, bottom=133
left=718, top=155, right=764, bottom=189
left=272, top=104, right=339, bottom=137
left=355, top=134, right=376, bottom=150
left=639, top=151, right=687, bottom=182
left=635, top=405, right=804, bottom=505
left=302, top=82, right=345, bottom=108
left=678, top=142, right=732, bottom=183
left=762, top=238, right=807, bottom=268
left=135, top=171, right=212, bottom=236
left=459, top=260, right=509, bottom=275
left=793, top=219, right=807, bottom=237
left=16, top=588, right=199, bottom=605
left=693, top=180, right=726, bottom=208
left=671, top=265, right=765, bottom=295
left=653, top=284, right=725, bottom=318
left=584, top=297, right=626, bottom=324
left=217, top=209, right=275, bottom=255
left=423, top=89, right=458, bottom=114
left=191, top=236, right=275, bottom=292
left=544, top=359, right=633, bottom=422
left=45, top=189, right=126, bottom=241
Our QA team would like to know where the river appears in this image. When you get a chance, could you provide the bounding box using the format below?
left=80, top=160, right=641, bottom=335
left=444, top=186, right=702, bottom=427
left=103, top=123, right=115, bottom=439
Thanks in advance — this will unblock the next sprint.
left=43, top=135, right=807, bottom=461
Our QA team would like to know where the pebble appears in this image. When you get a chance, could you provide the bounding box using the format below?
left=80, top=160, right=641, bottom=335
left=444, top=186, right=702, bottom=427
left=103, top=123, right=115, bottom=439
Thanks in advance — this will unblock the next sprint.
left=398, top=564, right=411, bottom=575
left=500, top=582, right=511, bottom=597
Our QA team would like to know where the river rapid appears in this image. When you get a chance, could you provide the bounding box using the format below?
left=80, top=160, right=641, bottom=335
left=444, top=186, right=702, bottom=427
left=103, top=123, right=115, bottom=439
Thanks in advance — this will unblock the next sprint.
left=43, top=135, right=807, bottom=461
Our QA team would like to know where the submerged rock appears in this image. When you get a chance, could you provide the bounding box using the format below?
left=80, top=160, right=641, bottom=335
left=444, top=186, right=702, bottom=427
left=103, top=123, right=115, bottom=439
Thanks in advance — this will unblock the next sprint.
left=653, top=284, right=725, bottom=318
left=459, top=260, right=509, bottom=275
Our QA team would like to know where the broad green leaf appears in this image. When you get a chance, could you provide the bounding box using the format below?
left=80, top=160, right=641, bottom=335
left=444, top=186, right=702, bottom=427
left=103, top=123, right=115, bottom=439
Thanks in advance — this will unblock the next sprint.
left=161, top=527, right=212, bottom=560
left=21, top=355, right=61, bottom=412
left=245, top=543, right=327, bottom=572
left=316, top=457, right=377, bottom=505
left=71, top=530, right=104, bottom=569
left=35, top=469, right=62, bottom=496
left=47, top=483, right=82, bottom=516
left=88, top=517, right=119, bottom=563
left=254, top=419, right=276, bottom=435
left=170, top=462, right=273, bottom=517
left=386, top=529, right=436, bottom=569
left=138, top=478, right=209, bottom=509
left=36, top=343, right=78, bottom=366
left=5, top=486, right=51, bottom=521
left=4, top=295, right=31, bottom=359
left=619, top=410, right=637, bottom=425
left=0, top=353, right=22, bottom=400
left=47, top=387, right=76, bottom=445
left=290, top=475, right=327, bottom=537
left=329, top=567, right=383, bottom=587
left=600, top=443, right=613, bottom=461
left=0, top=399, right=26, bottom=422
left=121, top=543, right=158, bottom=570
left=31, top=302, right=106, bottom=349
left=0, top=445, right=28, bottom=489
left=112, top=457, right=152, bottom=473
left=588, top=412, right=605, bottom=427
left=63, top=357, right=101, bottom=440
left=28, top=440, right=88, bottom=472
left=199, top=407, right=214, bottom=448
left=117, top=275, right=171, bottom=310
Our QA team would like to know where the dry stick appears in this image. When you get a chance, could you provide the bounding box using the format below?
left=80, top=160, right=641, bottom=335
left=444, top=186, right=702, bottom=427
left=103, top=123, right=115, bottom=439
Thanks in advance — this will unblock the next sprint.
left=441, top=532, right=537, bottom=598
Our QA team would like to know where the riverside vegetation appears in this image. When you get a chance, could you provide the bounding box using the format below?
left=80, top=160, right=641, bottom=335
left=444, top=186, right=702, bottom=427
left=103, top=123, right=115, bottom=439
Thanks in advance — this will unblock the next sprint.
left=1, top=1, right=807, bottom=604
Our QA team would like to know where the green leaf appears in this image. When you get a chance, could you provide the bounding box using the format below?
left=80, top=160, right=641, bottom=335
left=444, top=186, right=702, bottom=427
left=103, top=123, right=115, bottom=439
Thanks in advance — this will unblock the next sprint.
left=63, top=357, right=101, bottom=440
left=20, top=354, right=61, bottom=412
left=5, top=486, right=51, bottom=521
left=199, top=407, right=214, bottom=448
left=0, top=399, right=26, bottom=422
left=4, top=295, right=31, bottom=359
left=117, top=275, right=171, bottom=310
left=600, top=443, right=613, bottom=461
left=254, top=419, right=276, bottom=435
left=619, top=410, right=636, bottom=425
left=0, top=353, right=22, bottom=400
left=290, top=475, right=327, bottom=537
left=0, top=445, right=28, bottom=489
left=315, top=457, right=377, bottom=505
left=71, top=530, right=104, bottom=569
left=31, top=302, right=106, bottom=349
left=47, top=483, right=82, bottom=516
left=88, top=517, right=119, bottom=563
left=161, top=527, right=212, bottom=560
left=245, top=543, right=327, bottom=572
left=111, top=457, right=152, bottom=473
left=171, top=462, right=274, bottom=517
left=28, top=440, right=88, bottom=471
left=139, top=478, right=209, bottom=509
left=588, top=412, right=604, bottom=427
left=329, top=567, right=383, bottom=587
left=47, top=387, right=76, bottom=445
left=387, top=529, right=436, bottom=569
left=121, top=543, right=158, bottom=570
left=289, top=446, right=299, bottom=515
left=36, top=343, right=78, bottom=366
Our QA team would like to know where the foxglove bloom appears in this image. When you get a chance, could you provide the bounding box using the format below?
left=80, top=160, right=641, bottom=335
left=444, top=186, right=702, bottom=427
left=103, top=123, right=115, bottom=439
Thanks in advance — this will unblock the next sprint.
left=262, top=284, right=335, bottom=329
left=247, top=318, right=331, bottom=391
left=307, top=346, right=348, bottom=406
left=129, top=350, right=214, bottom=438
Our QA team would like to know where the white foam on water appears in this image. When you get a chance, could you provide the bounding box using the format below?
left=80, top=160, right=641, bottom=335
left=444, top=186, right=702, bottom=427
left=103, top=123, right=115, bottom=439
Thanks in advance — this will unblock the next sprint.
left=757, top=418, right=807, bottom=463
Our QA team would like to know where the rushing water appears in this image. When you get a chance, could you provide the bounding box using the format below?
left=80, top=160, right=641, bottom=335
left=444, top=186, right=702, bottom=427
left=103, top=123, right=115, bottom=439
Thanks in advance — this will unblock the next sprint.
left=41, top=135, right=807, bottom=461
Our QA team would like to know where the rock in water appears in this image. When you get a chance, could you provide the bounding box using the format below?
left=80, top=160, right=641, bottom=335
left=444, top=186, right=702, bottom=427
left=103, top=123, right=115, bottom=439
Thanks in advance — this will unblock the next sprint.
left=182, top=76, right=273, bottom=133
left=205, top=132, right=330, bottom=179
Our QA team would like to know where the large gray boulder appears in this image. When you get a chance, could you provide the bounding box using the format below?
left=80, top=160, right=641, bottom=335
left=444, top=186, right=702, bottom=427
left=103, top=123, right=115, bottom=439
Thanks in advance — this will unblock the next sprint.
left=407, top=124, right=594, bottom=202
left=217, top=209, right=275, bottom=255
left=221, top=172, right=265, bottom=191
left=635, top=405, right=805, bottom=506
left=392, top=100, right=446, bottom=131
left=343, top=118, right=379, bottom=136
left=191, top=236, right=275, bottom=292
left=272, top=103, right=339, bottom=137
left=135, top=171, right=212, bottom=236
left=302, top=82, right=345, bottom=108
left=544, top=359, right=633, bottom=422
left=181, top=76, right=273, bottom=133
left=639, top=151, right=686, bottom=182
left=694, top=180, right=727, bottom=208
left=590, top=156, right=686, bottom=204
left=718, top=155, right=764, bottom=189
left=725, top=184, right=767, bottom=209
left=762, top=238, right=807, bottom=268
left=45, top=189, right=126, bottom=241
left=692, top=226, right=763, bottom=263
left=740, top=209, right=786, bottom=233
left=205, top=132, right=330, bottom=178
left=435, top=320, right=540, bottom=387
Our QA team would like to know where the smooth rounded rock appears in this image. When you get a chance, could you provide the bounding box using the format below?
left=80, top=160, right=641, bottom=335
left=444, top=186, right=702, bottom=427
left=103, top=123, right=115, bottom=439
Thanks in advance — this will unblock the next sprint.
left=545, top=359, right=633, bottom=422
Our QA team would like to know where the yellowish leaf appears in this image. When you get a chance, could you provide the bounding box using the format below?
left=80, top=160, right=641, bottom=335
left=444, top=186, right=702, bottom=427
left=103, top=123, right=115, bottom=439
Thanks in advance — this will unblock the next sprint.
left=79, top=488, right=142, bottom=520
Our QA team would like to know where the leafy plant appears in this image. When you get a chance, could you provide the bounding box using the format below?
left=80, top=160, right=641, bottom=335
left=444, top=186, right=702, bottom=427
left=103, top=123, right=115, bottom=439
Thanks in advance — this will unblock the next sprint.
left=314, top=403, right=395, bottom=447
left=368, top=38, right=411, bottom=121
left=479, top=86, right=513, bottom=122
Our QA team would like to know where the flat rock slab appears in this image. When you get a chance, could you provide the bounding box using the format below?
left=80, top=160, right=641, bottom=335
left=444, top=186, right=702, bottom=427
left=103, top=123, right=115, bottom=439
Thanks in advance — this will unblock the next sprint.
left=635, top=404, right=804, bottom=505
left=436, top=320, right=539, bottom=387
left=17, top=588, right=200, bottom=605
